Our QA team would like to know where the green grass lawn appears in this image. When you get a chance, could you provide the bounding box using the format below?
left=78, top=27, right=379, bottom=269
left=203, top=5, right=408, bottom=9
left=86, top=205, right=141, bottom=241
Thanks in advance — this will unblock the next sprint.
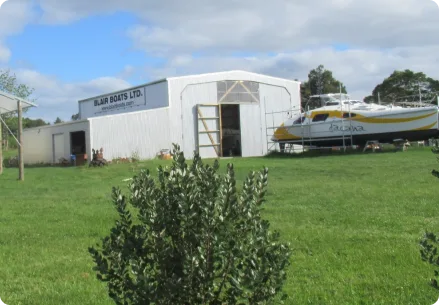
left=1, top=148, right=439, bottom=304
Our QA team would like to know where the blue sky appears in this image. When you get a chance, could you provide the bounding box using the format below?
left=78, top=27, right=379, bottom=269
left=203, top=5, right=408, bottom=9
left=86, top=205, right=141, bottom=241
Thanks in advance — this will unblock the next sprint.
left=0, top=0, right=437, bottom=122
left=7, top=12, right=156, bottom=84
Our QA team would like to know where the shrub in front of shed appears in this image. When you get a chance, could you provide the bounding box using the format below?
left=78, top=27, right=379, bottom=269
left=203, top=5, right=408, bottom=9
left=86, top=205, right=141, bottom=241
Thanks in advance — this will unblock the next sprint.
left=420, top=146, right=439, bottom=290
left=88, top=144, right=291, bottom=305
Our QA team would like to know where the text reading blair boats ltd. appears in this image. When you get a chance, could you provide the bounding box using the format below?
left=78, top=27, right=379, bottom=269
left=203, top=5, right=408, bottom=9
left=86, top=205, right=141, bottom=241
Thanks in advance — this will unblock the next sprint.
left=93, top=88, right=145, bottom=113
left=94, top=89, right=143, bottom=106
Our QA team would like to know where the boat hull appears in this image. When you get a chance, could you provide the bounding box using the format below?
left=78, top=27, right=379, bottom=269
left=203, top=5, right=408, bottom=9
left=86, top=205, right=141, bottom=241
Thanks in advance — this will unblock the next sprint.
left=275, top=129, right=439, bottom=147
left=273, top=107, right=439, bottom=147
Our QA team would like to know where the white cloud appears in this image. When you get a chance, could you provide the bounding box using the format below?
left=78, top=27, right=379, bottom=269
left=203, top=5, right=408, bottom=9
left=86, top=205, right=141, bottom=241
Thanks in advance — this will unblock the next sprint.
left=0, top=0, right=437, bottom=122
left=0, top=44, right=11, bottom=62
left=117, top=65, right=136, bottom=79
left=143, top=45, right=439, bottom=101
left=125, top=0, right=439, bottom=55
left=27, top=0, right=438, bottom=53
left=14, top=69, right=131, bottom=121
left=0, top=0, right=35, bottom=62
left=0, top=0, right=35, bottom=36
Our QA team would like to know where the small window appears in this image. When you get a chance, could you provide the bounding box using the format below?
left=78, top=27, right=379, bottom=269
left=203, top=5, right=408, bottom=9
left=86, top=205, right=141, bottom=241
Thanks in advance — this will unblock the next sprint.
left=312, top=114, right=329, bottom=122
left=325, top=102, right=339, bottom=106
left=343, top=113, right=357, bottom=118
left=293, top=117, right=306, bottom=124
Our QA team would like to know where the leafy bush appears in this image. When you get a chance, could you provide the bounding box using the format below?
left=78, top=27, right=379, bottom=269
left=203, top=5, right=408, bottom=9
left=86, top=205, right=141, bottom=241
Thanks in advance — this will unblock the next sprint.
left=420, top=147, right=439, bottom=289
left=89, top=144, right=291, bottom=304
left=420, top=232, right=439, bottom=289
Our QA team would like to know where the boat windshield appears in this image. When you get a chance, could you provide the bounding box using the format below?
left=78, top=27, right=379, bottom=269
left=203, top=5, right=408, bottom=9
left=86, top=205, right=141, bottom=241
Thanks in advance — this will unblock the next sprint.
left=293, top=116, right=306, bottom=124
left=325, top=101, right=340, bottom=106
left=307, top=94, right=355, bottom=109
left=322, top=96, right=339, bottom=104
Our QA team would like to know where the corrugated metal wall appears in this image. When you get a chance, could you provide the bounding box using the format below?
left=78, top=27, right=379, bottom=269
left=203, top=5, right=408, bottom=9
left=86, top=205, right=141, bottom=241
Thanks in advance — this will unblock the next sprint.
left=167, top=71, right=301, bottom=158
left=22, top=120, right=90, bottom=164
left=89, top=108, right=171, bottom=161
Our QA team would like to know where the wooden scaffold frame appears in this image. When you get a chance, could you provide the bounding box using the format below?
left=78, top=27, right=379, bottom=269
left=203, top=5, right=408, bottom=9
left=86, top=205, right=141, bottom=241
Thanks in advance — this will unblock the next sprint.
left=196, top=104, right=222, bottom=157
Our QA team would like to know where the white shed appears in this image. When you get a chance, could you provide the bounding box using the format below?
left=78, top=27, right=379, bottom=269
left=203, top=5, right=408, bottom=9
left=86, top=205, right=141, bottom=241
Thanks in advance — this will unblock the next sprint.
left=23, top=70, right=301, bottom=165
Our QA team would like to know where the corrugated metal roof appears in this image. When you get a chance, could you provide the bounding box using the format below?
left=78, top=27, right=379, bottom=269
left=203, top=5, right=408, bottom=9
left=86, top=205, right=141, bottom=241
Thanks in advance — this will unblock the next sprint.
left=22, top=118, right=89, bottom=132
left=77, top=70, right=300, bottom=104
left=167, top=70, right=301, bottom=85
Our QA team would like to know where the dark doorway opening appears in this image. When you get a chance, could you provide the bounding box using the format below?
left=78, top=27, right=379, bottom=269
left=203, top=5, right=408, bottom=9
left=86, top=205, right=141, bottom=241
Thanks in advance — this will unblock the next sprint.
left=220, top=104, right=242, bottom=157
left=70, top=131, right=87, bottom=165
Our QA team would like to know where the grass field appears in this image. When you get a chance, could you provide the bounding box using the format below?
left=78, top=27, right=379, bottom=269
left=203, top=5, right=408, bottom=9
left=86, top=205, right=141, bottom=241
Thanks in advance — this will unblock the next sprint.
left=1, top=148, right=439, bottom=304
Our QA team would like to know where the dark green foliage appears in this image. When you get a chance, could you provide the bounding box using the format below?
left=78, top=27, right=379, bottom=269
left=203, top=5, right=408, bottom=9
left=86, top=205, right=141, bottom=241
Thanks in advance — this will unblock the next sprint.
left=71, top=113, right=80, bottom=121
left=89, top=144, right=291, bottom=305
left=420, top=148, right=439, bottom=289
left=301, top=64, right=347, bottom=103
left=54, top=117, right=64, bottom=124
left=420, top=232, right=439, bottom=289
left=365, top=69, right=439, bottom=104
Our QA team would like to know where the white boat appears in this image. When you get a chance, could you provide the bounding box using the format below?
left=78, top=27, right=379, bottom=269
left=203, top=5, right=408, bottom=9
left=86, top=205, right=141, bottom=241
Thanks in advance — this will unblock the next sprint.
left=272, top=93, right=439, bottom=147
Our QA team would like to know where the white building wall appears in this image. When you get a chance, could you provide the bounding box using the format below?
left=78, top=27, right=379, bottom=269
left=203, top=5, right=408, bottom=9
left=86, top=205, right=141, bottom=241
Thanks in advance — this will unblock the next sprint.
left=79, top=80, right=169, bottom=119
left=88, top=108, right=172, bottom=161
left=22, top=120, right=90, bottom=164
left=167, top=71, right=301, bottom=158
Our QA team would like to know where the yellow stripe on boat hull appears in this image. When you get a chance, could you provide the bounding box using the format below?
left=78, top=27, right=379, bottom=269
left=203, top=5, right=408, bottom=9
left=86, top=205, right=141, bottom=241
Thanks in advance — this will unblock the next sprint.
left=410, top=121, right=438, bottom=131
left=273, top=123, right=301, bottom=140
left=306, top=110, right=437, bottom=124
left=353, top=111, right=436, bottom=124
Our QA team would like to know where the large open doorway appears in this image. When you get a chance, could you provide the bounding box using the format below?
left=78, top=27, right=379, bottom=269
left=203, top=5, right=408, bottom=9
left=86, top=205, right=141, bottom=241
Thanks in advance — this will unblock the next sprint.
left=220, top=104, right=242, bottom=157
left=70, top=131, right=87, bottom=165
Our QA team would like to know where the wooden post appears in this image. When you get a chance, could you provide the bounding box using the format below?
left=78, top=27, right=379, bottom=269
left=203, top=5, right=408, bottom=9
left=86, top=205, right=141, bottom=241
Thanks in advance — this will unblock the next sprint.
left=17, top=100, right=23, bottom=181
left=0, top=114, right=2, bottom=175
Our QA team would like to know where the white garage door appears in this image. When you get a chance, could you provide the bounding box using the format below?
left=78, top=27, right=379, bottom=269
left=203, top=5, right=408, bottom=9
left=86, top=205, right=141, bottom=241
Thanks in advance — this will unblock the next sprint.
left=53, top=133, right=65, bottom=163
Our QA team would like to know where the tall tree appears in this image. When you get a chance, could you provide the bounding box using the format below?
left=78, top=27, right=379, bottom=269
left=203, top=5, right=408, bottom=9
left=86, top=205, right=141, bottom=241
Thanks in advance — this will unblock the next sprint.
left=301, top=65, right=347, bottom=105
left=364, top=69, right=439, bottom=104
left=54, top=117, right=64, bottom=124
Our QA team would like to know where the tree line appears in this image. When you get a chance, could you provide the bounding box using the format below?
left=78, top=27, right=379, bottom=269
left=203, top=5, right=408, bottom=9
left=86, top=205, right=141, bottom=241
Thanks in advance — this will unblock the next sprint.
left=300, top=64, right=439, bottom=106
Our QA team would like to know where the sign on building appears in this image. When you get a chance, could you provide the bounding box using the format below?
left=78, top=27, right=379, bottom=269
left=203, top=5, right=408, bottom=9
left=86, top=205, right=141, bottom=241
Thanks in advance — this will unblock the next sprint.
left=78, top=86, right=148, bottom=119
left=92, top=87, right=146, bottom=114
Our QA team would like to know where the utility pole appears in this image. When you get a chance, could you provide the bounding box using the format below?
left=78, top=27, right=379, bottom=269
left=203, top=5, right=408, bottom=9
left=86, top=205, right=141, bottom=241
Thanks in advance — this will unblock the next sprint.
left=0, top=114, right=2, bottom=175
left=17, top=101, right=23, bottom=181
